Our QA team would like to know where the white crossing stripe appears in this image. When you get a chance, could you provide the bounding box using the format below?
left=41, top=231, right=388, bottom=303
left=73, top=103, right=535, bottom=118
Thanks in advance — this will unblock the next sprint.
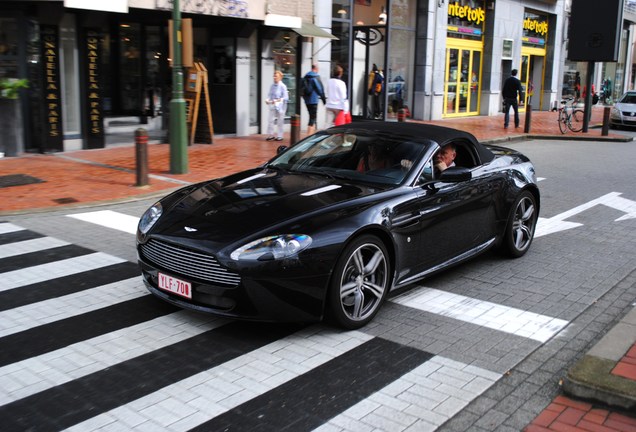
left=0, top=222, right=25, bottom=235
left=0, top=277, right=146, bottom=338
left=68, top=210, right=140, bottom=235
left=64, top=327, right=373, bottom=432
left=316, top=355, right=500, bottom=432
left=0, top=236, right=70, bottom=259
left=0, top=311, right=227, bottom=405
left=392, top=288, right=569, bottom=342
left=0, top=252, right=126, bottom=292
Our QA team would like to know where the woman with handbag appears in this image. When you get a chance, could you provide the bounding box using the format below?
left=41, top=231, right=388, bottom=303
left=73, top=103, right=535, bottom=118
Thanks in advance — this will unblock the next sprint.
left=325, top=65, right=349, bottom=127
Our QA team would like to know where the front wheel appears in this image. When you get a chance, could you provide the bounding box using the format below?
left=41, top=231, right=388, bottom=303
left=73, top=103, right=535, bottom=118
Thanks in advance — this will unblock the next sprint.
left=569, top=109, right=585, bottom=132
left=558, top=110, right=568, bottom=134
left=501, top=191, right=538, bottom=258
left=327, top=235, right=390, bottom=329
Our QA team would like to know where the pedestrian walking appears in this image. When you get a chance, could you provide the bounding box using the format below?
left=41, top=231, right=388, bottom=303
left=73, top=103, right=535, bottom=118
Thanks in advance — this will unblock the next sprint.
left=301, top=64, right=326, bottom=135
left=265, top=70, right=288, bottom=141
left=502, top=69, right=523, bottom=129
left=325, top=65, right=348, bottom=127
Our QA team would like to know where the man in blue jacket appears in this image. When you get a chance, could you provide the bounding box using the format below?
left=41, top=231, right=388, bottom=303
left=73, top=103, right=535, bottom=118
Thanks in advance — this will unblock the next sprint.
left=302, top=64, right=327, bottom=135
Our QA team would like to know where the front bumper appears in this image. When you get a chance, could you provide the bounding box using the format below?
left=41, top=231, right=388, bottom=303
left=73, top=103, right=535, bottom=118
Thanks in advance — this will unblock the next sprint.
left=137, top=253, right=332, bottom=323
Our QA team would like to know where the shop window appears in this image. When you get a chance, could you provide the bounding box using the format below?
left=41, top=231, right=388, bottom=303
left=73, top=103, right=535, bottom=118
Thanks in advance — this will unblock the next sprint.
left=272, top=31, right=297, bottom=117
left=0, top=17, right=19, bottom=78
left=119, top=23, right=142, bottom=113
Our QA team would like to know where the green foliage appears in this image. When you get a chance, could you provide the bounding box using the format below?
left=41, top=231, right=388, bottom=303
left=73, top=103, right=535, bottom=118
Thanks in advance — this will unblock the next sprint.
left=0, top=78, right=28, bottom=99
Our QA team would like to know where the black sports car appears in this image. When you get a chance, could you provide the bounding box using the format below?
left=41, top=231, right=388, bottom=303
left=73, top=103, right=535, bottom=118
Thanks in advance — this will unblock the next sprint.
left=137, top=122, right=539, bottom=329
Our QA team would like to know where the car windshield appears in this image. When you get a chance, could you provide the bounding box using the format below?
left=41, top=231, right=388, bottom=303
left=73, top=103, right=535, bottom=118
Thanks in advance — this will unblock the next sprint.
left=619, top=93, right=636, bottom=104
left=268, top=132, right=429, bottom=185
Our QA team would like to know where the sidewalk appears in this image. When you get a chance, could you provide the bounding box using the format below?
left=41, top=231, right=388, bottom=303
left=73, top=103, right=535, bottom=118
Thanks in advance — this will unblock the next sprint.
left=0, top=107, right=628, bottom=215
left=1, top=107, right=635, bottom=429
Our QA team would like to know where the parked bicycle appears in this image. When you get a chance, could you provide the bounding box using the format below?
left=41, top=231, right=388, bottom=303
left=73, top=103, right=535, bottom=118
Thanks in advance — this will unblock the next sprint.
left=558, top=98, right=584, bottom=133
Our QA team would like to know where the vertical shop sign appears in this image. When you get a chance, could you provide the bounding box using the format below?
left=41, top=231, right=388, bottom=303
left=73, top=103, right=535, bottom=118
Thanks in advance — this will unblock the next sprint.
left=84, top=29, right=104, bottom=148
left=40, top=25, right=64, bottom=152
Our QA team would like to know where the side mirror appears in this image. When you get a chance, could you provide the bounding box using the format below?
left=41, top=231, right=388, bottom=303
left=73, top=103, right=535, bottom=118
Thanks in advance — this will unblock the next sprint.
left=276, top=145, right=288, bottom=155
left=438, top=166, right=471, bottom=182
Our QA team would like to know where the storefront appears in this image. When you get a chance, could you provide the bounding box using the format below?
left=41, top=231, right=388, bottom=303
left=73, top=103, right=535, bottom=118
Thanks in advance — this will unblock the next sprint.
left=0, top=0, right=336, bottom=153
left=443, top=0, right=485, bottom=118
left=520, top=10, right=549, bottom=111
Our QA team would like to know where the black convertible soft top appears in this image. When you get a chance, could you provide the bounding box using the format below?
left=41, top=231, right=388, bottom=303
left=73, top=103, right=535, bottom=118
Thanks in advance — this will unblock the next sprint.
left=329, top=121, right=495, bottom=163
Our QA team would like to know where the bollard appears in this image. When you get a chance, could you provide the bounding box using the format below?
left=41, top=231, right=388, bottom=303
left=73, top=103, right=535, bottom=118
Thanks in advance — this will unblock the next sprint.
left=523, top=105, right=532, bottom=133
left=602, top=106, right=611, bottom=136
left=290, top=114, right=300, bottom=146
left=397, top=108, right=405, bottom=122
left=135, top=128, right=149, bottom=187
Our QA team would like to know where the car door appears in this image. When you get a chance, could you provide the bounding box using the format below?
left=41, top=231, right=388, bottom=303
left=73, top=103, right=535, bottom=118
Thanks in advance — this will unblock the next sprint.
left=415, top=152, right=497, bottom=272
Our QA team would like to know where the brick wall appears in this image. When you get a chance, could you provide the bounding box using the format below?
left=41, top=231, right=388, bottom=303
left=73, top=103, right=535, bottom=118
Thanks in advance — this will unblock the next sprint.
left=268, top=0, right=314, bottom=21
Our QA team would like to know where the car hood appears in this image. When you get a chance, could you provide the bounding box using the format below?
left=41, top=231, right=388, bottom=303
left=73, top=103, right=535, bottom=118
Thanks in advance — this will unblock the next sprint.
left=615, top=102, right=636, bottom=112
left=150, top=168, right=386, bottom=246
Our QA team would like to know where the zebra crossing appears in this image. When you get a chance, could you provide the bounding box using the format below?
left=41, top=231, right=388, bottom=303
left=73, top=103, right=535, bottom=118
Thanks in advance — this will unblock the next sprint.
left=0, top=215, right=570, bottom=431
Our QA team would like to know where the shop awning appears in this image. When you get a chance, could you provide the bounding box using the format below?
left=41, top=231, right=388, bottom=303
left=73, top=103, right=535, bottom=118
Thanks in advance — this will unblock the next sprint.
left=293, top=21, right=339, bottom=40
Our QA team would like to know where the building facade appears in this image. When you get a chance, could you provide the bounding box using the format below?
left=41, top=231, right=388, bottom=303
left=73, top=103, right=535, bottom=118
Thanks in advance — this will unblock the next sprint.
left=1, top=0, right=635, bottom=155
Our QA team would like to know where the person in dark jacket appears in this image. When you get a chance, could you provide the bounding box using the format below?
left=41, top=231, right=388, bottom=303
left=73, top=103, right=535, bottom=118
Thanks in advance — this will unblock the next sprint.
left=502, top=69, right=523, bottom=128
left=302, top=64, right=326, bottom=135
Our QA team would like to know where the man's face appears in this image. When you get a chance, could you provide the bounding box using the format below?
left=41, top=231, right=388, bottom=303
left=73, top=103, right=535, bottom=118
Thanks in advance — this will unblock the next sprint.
left=435, top=146, right=456, bottom=166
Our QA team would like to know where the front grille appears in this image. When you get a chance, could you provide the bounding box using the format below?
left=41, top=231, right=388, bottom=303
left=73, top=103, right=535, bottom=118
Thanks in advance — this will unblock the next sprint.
left=140, top=239, right=241, bottom=287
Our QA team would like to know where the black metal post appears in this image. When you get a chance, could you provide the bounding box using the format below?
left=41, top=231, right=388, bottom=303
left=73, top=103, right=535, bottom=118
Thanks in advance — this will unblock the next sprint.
left=524, top=105, right=532, bottom=133
left=582, top=61, right=595, bottom=133
left=602, top=106, right=611, bottom=136
left=135, top=128, right=149, bottom=187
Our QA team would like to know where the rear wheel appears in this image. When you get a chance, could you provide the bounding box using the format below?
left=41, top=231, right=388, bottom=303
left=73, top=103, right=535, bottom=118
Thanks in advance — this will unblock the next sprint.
left=569, top=109, right=585, bottom=132
left=558, top=110, right=568, bottom=134
left=502, top=191, right=538, bottom=258
left=327, top=235, right=390, bottom=329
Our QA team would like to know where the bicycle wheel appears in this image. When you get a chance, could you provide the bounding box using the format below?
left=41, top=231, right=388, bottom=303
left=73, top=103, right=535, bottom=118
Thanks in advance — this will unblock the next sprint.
left=569, top=109, right=585, bottom=132
left=558, top=110, right=568, bottom=134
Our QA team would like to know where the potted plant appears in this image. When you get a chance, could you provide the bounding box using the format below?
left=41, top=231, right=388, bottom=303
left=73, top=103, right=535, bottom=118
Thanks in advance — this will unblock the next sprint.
left=0, top=78, right=28, bottom=99
left=0, top=78, right=28, bottom=157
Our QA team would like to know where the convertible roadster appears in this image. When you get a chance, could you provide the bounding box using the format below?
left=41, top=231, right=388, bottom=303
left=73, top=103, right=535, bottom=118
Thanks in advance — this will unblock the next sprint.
left=137, top=122, right=539, bottom=329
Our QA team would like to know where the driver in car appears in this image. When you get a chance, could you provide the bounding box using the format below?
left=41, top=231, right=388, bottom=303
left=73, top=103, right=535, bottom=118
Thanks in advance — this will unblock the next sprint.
left=434, top=143, right=456, bottom=175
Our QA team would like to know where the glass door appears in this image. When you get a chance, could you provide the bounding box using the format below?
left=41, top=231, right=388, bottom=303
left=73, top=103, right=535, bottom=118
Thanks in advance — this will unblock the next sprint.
left=444, top=42, right=481, bottom=117
left=351, top=26, right=386, bottom=120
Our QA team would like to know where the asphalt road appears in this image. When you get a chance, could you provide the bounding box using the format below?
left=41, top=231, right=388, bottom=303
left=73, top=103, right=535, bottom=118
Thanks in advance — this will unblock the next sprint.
left=1, top=136, right=635, bottom=431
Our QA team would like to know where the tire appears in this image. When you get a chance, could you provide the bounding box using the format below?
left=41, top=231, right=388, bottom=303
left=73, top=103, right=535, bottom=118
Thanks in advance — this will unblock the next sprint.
left=327, top=235, right=390, bottom=329
left=569, top=109, right=585, bottom=132
left=501, top=191, right=538, bottom=258
left=558, top=111, right=568, bottom=134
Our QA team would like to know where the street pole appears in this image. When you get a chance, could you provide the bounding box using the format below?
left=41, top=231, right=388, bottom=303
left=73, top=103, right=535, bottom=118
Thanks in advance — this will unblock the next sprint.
left=582, top=61, right=594, bottom=133
left=170, top=0, right=188, bottom=174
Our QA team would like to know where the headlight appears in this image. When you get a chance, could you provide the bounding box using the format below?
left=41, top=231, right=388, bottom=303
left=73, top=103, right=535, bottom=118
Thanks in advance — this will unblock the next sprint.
left=611, top=107, right=620, bottom=117
left=138, top=202, right=162, bottom=234
left=231, top=234, right=312, bottom=261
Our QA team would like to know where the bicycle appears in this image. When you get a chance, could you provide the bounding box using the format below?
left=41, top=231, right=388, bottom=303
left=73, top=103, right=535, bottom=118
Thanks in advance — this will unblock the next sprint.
left=558, top=98, right=585, bottom=133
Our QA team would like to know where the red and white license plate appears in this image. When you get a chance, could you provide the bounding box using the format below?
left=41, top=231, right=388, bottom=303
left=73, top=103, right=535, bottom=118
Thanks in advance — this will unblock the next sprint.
left=158, top=272, right=192, bottom=299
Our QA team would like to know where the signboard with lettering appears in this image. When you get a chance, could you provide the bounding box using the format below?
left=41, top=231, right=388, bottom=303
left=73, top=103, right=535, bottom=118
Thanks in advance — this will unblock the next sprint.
left=447, top=0, right=486, bottom=40
left=83, top=29, right=104, bottom=149
left=40, top=25, right=64, bottom=152
left=522, top=12, right=548, bottom=48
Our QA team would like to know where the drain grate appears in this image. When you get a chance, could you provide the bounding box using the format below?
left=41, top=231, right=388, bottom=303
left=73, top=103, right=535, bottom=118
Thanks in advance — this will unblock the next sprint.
left=0, top=174, right=46, bottom=189
left=52, top=197, right=79, bottom=204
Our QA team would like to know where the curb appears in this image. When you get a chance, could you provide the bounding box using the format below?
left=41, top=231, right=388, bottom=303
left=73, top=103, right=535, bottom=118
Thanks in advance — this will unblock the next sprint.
left=563, top=307, right=636, bottom=411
